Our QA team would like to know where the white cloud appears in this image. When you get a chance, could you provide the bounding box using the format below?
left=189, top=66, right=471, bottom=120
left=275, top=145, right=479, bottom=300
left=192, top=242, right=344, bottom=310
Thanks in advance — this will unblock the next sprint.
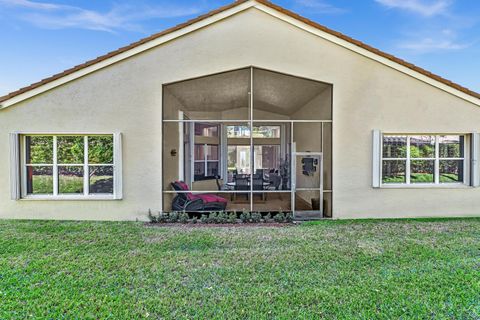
left=295, top=0, right=346, bottom=14
left=0, top=0, right=203, bottom=32
left=375, top=0, right=451, bottom=17
left=397, top=29, right=471, bottom=53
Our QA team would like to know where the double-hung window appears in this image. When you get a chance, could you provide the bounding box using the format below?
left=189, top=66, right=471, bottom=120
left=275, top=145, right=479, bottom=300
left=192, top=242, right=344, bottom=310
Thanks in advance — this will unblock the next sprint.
left=381, top=134, right=467, bottom=186
left=15, top=133, right=122, bottom=199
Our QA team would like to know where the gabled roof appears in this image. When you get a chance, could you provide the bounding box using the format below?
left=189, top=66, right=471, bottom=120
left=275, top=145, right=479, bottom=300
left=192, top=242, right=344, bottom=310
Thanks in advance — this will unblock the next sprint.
left=1, top=0, right=479, bottom=108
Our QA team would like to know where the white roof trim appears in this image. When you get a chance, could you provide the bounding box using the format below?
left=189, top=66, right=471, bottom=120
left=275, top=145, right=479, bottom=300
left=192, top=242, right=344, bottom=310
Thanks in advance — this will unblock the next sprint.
left=0, top=0, right=478, bottom=109
left=253, top=3, right=480, bottom=106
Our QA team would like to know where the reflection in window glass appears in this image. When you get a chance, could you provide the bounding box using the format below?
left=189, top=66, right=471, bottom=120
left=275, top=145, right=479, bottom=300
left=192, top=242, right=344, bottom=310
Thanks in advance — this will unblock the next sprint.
left=58, top=166, right=84, bottom=194
left=410, top=160, right=435, bottom=183
left=88, top=136, right=113, bottom=164
left=439, top=135, right=464, bottom=158
left=410, top=136, right=435, bottom=158
left=194, top=145, right=204, bottom=160
left=206, top=145, right=218, bottom=160
left=27, top=166, right=54, bottom=194
left=227, top=125, right=281, bottom=138
left=57, top=136, right=84, bottom=164
left=89, top=166, right=114, bottom=194
left=227, top=126, right=250, bottom=138
left=252, top=126, right=281, bottom=138
left=382, top=136, right=406, bottom=158
left=207, top=162, right=219, bottom=176
left=382, top=160, right=406, bottom=184
left=26, top=136, right=53, bottom=164
left=440, top=160, right=463, bottom=183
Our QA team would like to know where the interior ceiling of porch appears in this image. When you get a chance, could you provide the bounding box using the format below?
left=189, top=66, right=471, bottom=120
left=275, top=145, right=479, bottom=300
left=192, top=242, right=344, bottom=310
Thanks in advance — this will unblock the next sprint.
left=165, top=68, right=331, bottom=116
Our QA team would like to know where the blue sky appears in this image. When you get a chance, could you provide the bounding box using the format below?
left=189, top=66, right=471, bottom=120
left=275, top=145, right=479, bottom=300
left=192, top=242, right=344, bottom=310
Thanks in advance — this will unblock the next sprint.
left=0, top=0, right=479, bottom=96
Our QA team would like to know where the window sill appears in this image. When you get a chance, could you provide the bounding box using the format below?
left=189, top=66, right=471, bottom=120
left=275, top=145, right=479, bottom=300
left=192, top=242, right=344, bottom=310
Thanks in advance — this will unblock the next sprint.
left=20, top=195, right=120, bottom=201
left=379, top=184, right=471, bottom=189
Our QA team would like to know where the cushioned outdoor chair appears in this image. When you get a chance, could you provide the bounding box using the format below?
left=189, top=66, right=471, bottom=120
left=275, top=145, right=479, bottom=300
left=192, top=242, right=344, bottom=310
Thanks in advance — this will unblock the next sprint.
left=171, top=181, right=227, bottom=212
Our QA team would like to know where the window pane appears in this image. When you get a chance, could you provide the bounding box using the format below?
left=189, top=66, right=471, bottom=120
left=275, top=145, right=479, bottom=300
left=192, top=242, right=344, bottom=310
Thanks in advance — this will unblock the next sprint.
left=252, top=126, right=281, bottom=138
left=228, top=145, right=251, bottom=174
left=410, top=160, right=435, bottom=183
left=26, top=136, right=53, bottom=164
left=58, top=166, right=84, bottom=194
left=440, top=160, right=464, bottom=183
left=254, top=145, right=280, bottom=171
left=227, top=125, right=250, bottom=138
left=88, top=136, right=113, bottom=164
left=27, top=166, right=53, bottom=194
left=439, top=135, right=464, bottom=158
left=194, top=145, right=204, bottom=160
left=207, top=162, right=219, bottom=177
left=89, top=166, right=113, bottom=194
left=194, top=162, right=205, bottom=180
left=57, top=136, right=84, bottom=164
left=382, top=136, right=406, bottom=158
left=410, top=136, right=435, bottom=158
left=382, top=160, right=406, bottom=184
left=206, top=145, right=218, bottom=160
left=194, top=123, right=218, bottom=137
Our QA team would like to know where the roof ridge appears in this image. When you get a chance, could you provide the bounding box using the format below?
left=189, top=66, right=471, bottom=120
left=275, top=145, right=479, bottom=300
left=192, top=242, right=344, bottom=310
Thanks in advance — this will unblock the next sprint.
left=0, top=0, right=479, bottom=104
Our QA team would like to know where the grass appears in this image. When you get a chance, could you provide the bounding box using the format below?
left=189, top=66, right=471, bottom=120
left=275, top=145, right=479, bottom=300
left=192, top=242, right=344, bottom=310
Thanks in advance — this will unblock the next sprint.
left=1, top=219, right=479, bottom=319
left=383, top=173, right=460, bottom=184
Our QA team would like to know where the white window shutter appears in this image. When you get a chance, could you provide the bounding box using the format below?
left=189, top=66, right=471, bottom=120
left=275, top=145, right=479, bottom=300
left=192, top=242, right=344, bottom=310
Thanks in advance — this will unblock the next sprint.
left=471, top=132, right=479, bottom=187
left=9, top=133, right=20, bottom=200
left=372, top=129, right=382, bottom=188
left=113, top=132, right=123, bottom=199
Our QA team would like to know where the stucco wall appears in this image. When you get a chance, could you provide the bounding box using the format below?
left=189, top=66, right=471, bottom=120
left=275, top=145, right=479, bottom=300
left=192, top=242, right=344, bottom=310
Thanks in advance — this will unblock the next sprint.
left=1, top=7, right=480, bottom=220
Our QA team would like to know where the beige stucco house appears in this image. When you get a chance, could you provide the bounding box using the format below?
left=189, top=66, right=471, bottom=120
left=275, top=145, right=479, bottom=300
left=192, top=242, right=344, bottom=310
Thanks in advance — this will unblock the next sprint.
left=1, top=0, right=480, bottom=221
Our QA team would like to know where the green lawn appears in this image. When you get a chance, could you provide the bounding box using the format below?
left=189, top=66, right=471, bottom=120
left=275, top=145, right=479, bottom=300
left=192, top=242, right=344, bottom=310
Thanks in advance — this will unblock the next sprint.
left=1, top=219, right=479, bottom=319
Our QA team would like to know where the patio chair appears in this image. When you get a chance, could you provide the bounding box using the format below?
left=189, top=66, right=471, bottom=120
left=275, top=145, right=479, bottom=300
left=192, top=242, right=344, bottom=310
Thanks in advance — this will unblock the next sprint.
left=253, top=175, right=266, bottom=201
left=233, top=175, right=249, bottom=201
left=171, top=181, right=227, bottom=212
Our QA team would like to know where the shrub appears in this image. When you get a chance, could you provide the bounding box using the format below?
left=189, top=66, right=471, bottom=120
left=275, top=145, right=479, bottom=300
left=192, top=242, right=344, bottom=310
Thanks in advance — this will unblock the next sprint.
left=285, top=212, right=294, bottom=223
left=264, top=212, right=272, bottom=222
left=179, top=211, right=189, bottom=224
left=217, top=212, right=228, bottom=224
left=273, top=212, right=286, bottom=223
left=147, top=209, right=157, bottom=223
left=168, top=212, right=179, bottom=223
left=227, top=212, right=237, bottom=224
left=200, top=214, right=208, bottom=223
left=251, top=212, right=262, bottom=223
left=191, top=216, right=197, bottom=224
left=207, top=212, right=218, bottom=224
left=240, top=210, right=251, bottom=223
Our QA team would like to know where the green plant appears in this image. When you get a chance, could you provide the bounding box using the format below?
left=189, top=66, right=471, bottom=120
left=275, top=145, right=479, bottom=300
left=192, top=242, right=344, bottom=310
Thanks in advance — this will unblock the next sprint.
left=168, top=212, right=179, bottom=223
left=147, top=209, right=157, bottom=223
left=264, top=212, right=272, bottom=222
left=217, top=212, right=228, bottom=223
left=191, top=216, right=197, bottom=224
left=200, top=214, right=208, bottom=223
left=274, top=212, right=286, bottom=223
left=179, top=211, right=189, bottom=224
left=251, top=212, right=262, bottom=223
left=158, top=212, right=169, bottom=223
left=285, top=212, right=294, bottom=223
left=207, top=212, right=218, bottom=224
left=240, top=210, right=251, bottom=223
left=227, top=212, right=237, bottom=223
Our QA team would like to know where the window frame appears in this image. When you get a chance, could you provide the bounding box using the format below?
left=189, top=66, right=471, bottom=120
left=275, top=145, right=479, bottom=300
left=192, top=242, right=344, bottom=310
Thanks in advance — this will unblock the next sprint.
left=19, top=133, right=121, bottom=200
left=381, top=133, right=469, bottom=188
